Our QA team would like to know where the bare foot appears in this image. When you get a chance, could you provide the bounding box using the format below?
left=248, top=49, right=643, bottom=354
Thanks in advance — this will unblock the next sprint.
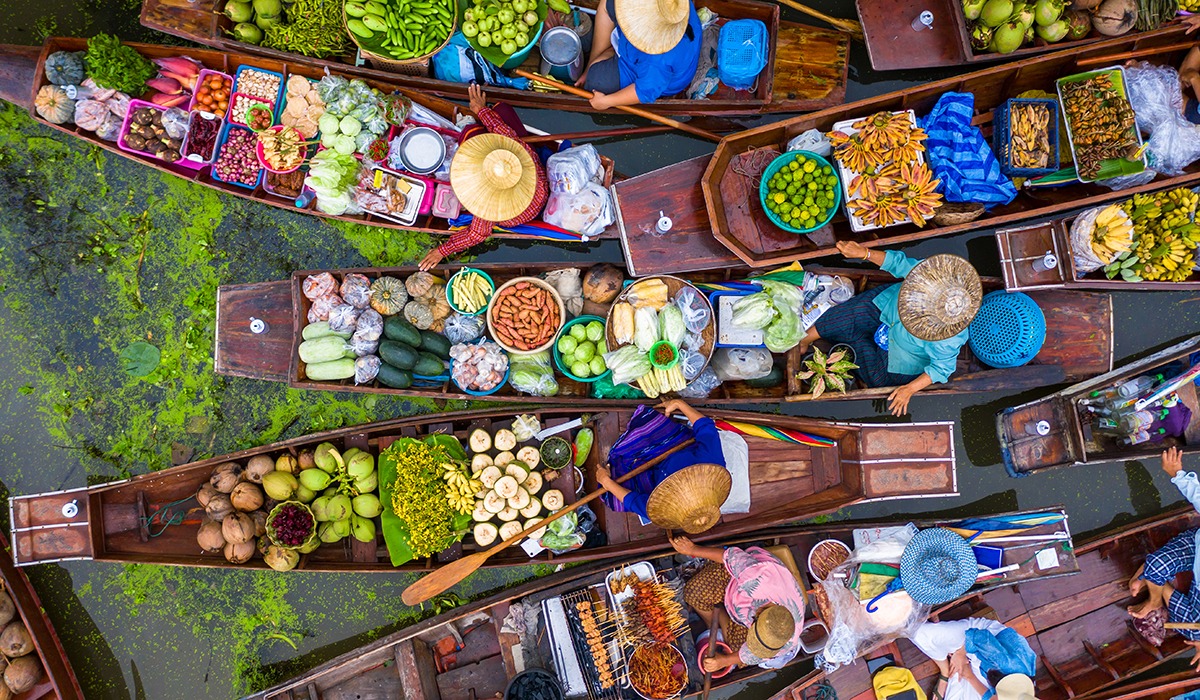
left=1128, top=597, right=1163, bottom=619
left=1130, top=564, right=1146, bottom=597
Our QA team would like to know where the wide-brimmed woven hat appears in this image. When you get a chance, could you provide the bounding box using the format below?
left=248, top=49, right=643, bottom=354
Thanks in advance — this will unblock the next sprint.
left=746, top=604, right=795, bottom=660
left=450, top=133, right=537, bottom=222
left=995, top=674, right=1038, bottom=700
left=645, top=463, right=730, bottom=534
left=896, top=254, right=982, bottom=341
left=614, top=0, right=691, bottom=54
left=899, top=527, right=977, bottom=605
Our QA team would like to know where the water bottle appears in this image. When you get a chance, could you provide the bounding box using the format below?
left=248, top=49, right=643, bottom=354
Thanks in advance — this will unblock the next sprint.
left=1118, top=410, right=1155, bottom=433
left=1122, top=428, right=1167, bottom=446
left=1117, top=374, right=1164, bottom=398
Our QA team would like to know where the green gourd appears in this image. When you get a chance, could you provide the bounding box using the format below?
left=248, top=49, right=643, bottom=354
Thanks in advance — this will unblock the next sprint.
left=298, top=335, right=350, bottom=364
left=305, top=358, right=355, bottom=381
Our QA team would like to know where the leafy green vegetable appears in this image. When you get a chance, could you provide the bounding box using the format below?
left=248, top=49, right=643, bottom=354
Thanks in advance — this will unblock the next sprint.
left=120, top=341, right=161, bottom=377
left=261, top=0, right=352, bottom=58
left=84, top=34, right=156, bottom=95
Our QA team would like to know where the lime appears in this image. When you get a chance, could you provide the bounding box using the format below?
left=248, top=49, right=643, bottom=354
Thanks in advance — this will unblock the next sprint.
left=773, top=192, right=786, bottom=204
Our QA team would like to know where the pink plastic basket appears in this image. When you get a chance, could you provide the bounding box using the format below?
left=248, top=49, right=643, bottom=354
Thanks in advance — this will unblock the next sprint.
left=117, top=99, right=206, bottom=172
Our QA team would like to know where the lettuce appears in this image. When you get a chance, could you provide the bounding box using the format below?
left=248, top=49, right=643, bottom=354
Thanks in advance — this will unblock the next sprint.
left=659, top=305, right=686, bottom=348
left=731, top=292, right=776, bottom=329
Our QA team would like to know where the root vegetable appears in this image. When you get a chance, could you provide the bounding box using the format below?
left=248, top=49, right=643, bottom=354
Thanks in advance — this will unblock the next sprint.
left=0, top=622, right=33, bottom=657
left=3, top=656, right=41, bottom=694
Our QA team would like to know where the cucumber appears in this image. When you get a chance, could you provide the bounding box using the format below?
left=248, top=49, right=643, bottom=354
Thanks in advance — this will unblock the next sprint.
left=299, top=335, right=350, bottom=364
left=379, top=340, right=419, bottom=370
left=419, top=330, right=452, bottom=359
left=413, top=351, right=446, bottom=377
left=377, top=363, right=413, bottom=389
left=305, top=358, right=355, bottom=381
left=383, top=315, right=422, bottom=346
left=302, top=321, right=352, bottom=341
left=744, top=364, right=785, bottom=388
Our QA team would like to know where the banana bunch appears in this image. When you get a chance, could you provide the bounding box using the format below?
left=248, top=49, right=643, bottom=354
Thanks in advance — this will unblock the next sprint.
left=1104, top=187, right=1200, bottom=282
left=442, top=462, right=482, bottom=514
left=1182, top=0, right=1200, bottom=11
left=1089, top=204, right=1134, bottom=264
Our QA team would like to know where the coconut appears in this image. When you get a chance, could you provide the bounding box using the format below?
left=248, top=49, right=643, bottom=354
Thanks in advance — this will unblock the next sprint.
left=326, top=494, right=352, bottom=522
left=318, top=521, right=342, bottom=543
left=1092, top=0, right=1135, bottom=35
left=1037, top=18, right=1069, bottom=40
left=311, top=496, right=332, bottom=522
left=352, top=493, right=382, bottom=518
left=231, top=482, right=265, bottom=512
left=196, top=518, right=226, bottom=552
left=346, top=452, right=374, bottom=481
left=222, top=511, right=257, bottom=545
left=209, top=462, right=245, bottom=493
left=251, top=510, right=268, bottom=537
left=3, top=656, right=41, bottom=694
left=980, top=0, right=1014, bottom=26
left=1034, top=0, right=1063, bottom=25
left=351, top=514, right=377, bottom=543
left=962, top=0, right=986, bottom=20
left=294, top=484, right=316, bottom=503
left=1065, top=8, right=1092, bottom=37
left=1013, top=3, right=1035, bottom=28
left=299, top=537, right=322, bottom=554
left=0, top=622, right=33, bottom=657
left=991, top=21, right=1026, bottom=52
left=205, top=493, right=235, bottom=522
left=224, top=539, right=255, bottom=564
left=1073, top=0, right=1102, bottom=8
left=264, top=545, right=300, bottom=572
left=262, top=471, right=299, bottom=501
left=0, top=591, right=14, bottom=630
left=313, top=442, right=340, bottom=472
left=354, top=472, right=378, bottom=494
left=275, top=453, right=298, bottom=475
left=582, top=264, right=625, bottom=303
left=195, top=483, right=221, bottom=509
left=245, top=455, right=275, bottom=483
left=297, top=450, right=316, bottom=471
left=299, top=468, right=333, bottom=492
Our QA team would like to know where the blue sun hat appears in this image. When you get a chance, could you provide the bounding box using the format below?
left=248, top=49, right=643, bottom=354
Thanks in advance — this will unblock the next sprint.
left=899, top=528, right=977, bottom=605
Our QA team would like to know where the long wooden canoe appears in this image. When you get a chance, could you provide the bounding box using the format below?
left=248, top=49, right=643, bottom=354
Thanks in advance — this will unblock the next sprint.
left=139, top=0, right=850, bottom=117
left=613, top=26, right=1200, bottom=275
left=999, top=333, right=1200, bottom=478
left=770, top=504, right=1200, bottom=700
left=855, top=1, right=1187, bottom=72
left=215, top=262, right=1112, bottom=405
left=5, top=38, right=619, bottom=243
left=242, top=506, right=1076, bottom=700
left=0, top=533, right=84, bottom=700
left=8, top=405, right=957, bottom=573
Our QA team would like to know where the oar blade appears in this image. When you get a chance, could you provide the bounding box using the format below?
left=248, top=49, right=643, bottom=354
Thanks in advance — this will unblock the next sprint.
left=401, top=550, right=489, bottom=606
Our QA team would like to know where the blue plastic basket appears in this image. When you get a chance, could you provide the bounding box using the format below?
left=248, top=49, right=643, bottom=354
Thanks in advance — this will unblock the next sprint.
left=993, top=98, right=1060, bottom=179
left=232, top=65, right=285, bottom=115
left=717, top=19, right=768, bottom=91
left=758, top=151, right=842, bottom=234
left=450, top=339, right=509, bottom=396
left=210, top=122, right=263, bottom=191
left=968, top=291, right=1046, bottom=369
left=708, top=289, right=767, bottom=349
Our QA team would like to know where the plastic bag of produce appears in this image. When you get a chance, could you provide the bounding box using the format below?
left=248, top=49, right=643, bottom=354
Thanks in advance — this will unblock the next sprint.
left=511, top=414, right=541, bottom=442
left=760, top=280, right=804, bottom=315
left=341, top=273, right=373, bottom=309
left=354, top=309, right=384, bottom=341
left=543, top=268, right=584, bottom=317
left=73, top=99, right=110, bottom=131
left=675, top=286, right=711, bottom=334
left=711, top=347, right=773, bottom=381
left=603, top=345, right=652, bottom=385
left=1068, top=206, right=1107, bottom=274
left=590, top=374, right=647, bottom=399
left=354, top=355, right=381, bottom=385
left=162, top=108, right=189, bottom=140
left=1125, top=61, right=1200, bottom=176
left=682, top=331, right=703, bottom=351
left=764, top=310, right=801, bottom=353
left=731, top=292, right=776, bottom=329
left=542, top=183, right=614, bottom=236
left=633, top=307, right=659, bottom=353
left=443, top=313, right=486, bottom=344
left=349, top=329, right=379, bottom=357
left=328, top=304, right=363, bottom=334
left=303, top=272, right=338, bottom=300
left=307, top=293, right=344, bottom=323
left=658, top=304, right=686, bottom=348
left=105, top=92, right=130, bottom=118
left=546, top=144, right=602, bottom=195
left=93, top=112, right=122, bottom=142
left=679, top=348, right=707, bottom=381
left=677, top=367, right=722, bottom=398
left=508, top=351, right=560, bottom=397
left=539, top=511, right=586, bottom=553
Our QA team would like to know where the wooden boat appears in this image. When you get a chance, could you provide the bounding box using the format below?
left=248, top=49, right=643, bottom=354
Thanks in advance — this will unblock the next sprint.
left=996, top=195, right=1200, bottom=292
left=139, top=0, right=850, bottom=117
left=769, top=504, right=1200, bottom=700
left=241, top=506, right=1076, bottom=700
left=855, top=2, right=1188, bottom=72
left=8, top=404, right=958, bottom=573
left=613, top=29, right=1200, bottom=275
left=4, top=37, right=619, bottom=243
left=0, top=533, right=84, bottom=700
left=215, top=262, right=1113, bottom=405
left=999, top=333, right=1200, bottom=478
left=1080, top=673, right=1200, bottom=700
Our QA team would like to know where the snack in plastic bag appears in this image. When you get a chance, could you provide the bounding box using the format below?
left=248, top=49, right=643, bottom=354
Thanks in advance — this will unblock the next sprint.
left=354, top=355, right=381, bottom=385
left=711, top=348, right=774, bottom=381
left=679, top=348, right=707, bottom=380
left=542, top=183, right=614, bottom=236
left=508, top=351, right=560, bottom=397
left=604, top=345, right=652, bottom=385
left=303, top=272, right=338, bottom=300
left=674, top=286, right=711, bottom=334
left=73, top=100, right=110, bottom=131
left=543, top=268, right=584, bottom=317
left=307, top=293, right=344, bottom=323
left=511, top=414, right=541, bottom=442
left=328, top=304, right=362, bottom=335
left=677, top=367, right=722, bottom=398
left=340, top=273, right=373, bottom=309
left=731, top=292, right=776, bottom=329
left=162, top=108, right=189, bottom=140
left=443, top=312, right=486, bottom=344
left=633, top=307, right=659, bottom=353
left=1125, top=61, right=1200, bottom=176
left=659, top=304, right=686, bottom=348
left=539, top=510, right=586, bottom=553
left=354, top=309, right=384, bottom=341
left=93, top=113, right=122, bottom=141
left=349, top=329, right=380, bottom=357
left=546, top=144, right=602, bottom=195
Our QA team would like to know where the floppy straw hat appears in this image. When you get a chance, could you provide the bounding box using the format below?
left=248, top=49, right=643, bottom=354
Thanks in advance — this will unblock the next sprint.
left=645, top=463, right=730, bottom=534
left=896, top=254, right=982, bottom=341
left=450, top=133, right=538, bottom=222
left=899, top=528, right=977, bottom=605
left=614, top=0, right=691, bottom=54
left=995, top=674, right=1038, bottom=700
left=746, top=605, right=795, bottom=660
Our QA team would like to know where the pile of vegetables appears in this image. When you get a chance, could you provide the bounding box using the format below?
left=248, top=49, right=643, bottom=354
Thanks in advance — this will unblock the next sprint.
left=0, top=595, right=46, bottom=694
left=304, top=150, right=361, bottom=214
left=263, top=0, right=352, bottom=58
left=84, top=33, right=156, bottom=95
left=379, top=434, right=472, bottom=562
left=605, top=278, right=701, bottom=398
left=466, top=424, right=568, bottom=547
left=730, top=280, right=805, bottom=352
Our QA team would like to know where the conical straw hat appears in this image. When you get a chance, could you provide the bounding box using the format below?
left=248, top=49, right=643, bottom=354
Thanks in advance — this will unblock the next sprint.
left=645, top=463, right=730, bottom=534
left=746, top=604, right=796, bottom=660
left=450, top=133, right=538, bottom=222
left=614, top=0, right=691, bottom=55
left=896, top=254, right=982, bottom=341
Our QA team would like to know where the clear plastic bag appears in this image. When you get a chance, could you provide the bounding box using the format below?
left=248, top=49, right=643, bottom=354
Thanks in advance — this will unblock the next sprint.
left=604, top=345, right=652, bottom=385
left=73, top=100, right=110, bottom=132
left=1125, top=61, right=1200, bottom=176
left=546, top=144, right=602, bottom=195
left=303, top=272, right=338, bottom=300
left=354, top=355, right=381, bottom=385
left=659, top=305, right=686, bottom=347
left=677, top=367, right=722, bottom=398
left=1069, top=206, right=1107, bottom=274
left=682, top=332, right=703, bottom=351
left=633, top=307, right=659, bottom=353
left=542, top=183, right=614, bottom=236
left=508, top=351, right=559, bottom=397
left=786, top=128, right=832, bottom=157
left=711, top=348, right=773, bottom=381
left=679, top=348, right=707, bottom=380
left=674, top=286, right=711, bottom=333
left=543, top=268, right=584, bottom=317
left=307, top=293, right=344, bottom=323
left=328, top=304, right=362, bottom=334
left=443, top=313, right=486, bottom=344
left=93, top=113, right=122, bottom=141
left=349, top=330, right=379, bottom=357
left=354, top=309, right=384, bottom=341
left=341, top=273, right=373, bottom=309
left=162, top=108, right=189, bottom=140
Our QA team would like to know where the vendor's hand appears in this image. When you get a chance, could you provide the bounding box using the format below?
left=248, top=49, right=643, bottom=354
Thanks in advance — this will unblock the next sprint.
left=1164, top=446, right=1186, bottom=477
left=1183, top=14, right=1200, bottom=34
left=658, top=399, right=690, bottom=417
left=468, top=83, right=487, bottom=115
left=948, top=647, right=969, bottom=678
left=1188, top=640, right=1200, bottom=670
left=419, top=248, right=445, bottom=272
left=575, top=63, right=591, bottom=87
left=669, top=533, right=698, bottom=557
left=836, top=240, right=871, bottom=261
left=887, top=384, right=917, bottom=416
left=589, top=90, right=612, bottom=110
left=702, top=655, right=732, bottom=674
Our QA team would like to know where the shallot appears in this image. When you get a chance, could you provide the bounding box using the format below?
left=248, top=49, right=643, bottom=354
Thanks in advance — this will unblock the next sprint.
left=214, top=128, right=261, bottom=186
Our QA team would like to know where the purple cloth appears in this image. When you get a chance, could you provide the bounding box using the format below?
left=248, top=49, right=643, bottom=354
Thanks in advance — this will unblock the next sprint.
left=621, top=416, right=726, bottom=520
left=1152, top=402, right=1193, bottom=441
left=601, top=405, right=691, bottom=512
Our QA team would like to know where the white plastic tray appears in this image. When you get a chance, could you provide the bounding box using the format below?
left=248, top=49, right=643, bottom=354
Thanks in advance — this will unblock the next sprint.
left=717, top=294, right=765, bottom=347
left=605, top=560, right=656, bottom=617
left=830, top=109, right=926, bottom=233
left=360, top=167, right=426, bottom=226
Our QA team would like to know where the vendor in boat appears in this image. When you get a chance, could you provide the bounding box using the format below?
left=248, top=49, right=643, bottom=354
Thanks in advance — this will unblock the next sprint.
left=574, top=0, right=703, bottom=110
left=596, top=399, right=728, bottom=530
left=797, top=241, right=982, bottom=417
left=909, top=618, right=1037, bottom=700
left=1179, top=16, right=1200, bottom=124
left=1128, top=447, right=1200, bottom=668
left=670, top=534, right=806, bottom=672
left=419, top=84, right=547, bottom=271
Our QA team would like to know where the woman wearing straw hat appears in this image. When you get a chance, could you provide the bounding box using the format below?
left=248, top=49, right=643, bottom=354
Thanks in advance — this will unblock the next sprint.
left=574, top=0, right=703, bottom=110
left=596, top=399, right=727, bottom=529
left=797, top=241, right=982, bottom=416
left=419, top=84, right=547, bottom=271
left=670, top=534, right=806, bottom=672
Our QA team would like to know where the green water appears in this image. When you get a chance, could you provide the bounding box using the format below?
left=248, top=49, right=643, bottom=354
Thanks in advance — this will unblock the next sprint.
left=0, top=2, right=1197, bottom=698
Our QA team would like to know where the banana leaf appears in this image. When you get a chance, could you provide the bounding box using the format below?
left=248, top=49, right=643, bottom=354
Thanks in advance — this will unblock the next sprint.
left=378, top=434, right=470, bottom=566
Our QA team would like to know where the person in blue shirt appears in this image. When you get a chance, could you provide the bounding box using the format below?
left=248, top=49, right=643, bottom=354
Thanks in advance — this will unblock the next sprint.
left=596, top=399, right=726, bottom=521
left=574, top=0, right=702, bottom=110
left=797, top=240, right=981, bottom=416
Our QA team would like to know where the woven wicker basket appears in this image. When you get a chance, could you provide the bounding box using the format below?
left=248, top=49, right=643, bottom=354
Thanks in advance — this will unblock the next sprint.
left=931, top=202, right=985, bottom=227
left=343, top=4, right=457, bottom=75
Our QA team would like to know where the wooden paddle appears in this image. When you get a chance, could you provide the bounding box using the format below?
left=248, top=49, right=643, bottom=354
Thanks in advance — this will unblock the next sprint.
left=401, top=438, right=696, bottom=605
left=1166, top=622, right=1200, bottom=630
left=511, top=69, right=722, bottom=143
left=771, top=0, right=863, bottom=40
left=700, top=606, right=723, bottom=700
